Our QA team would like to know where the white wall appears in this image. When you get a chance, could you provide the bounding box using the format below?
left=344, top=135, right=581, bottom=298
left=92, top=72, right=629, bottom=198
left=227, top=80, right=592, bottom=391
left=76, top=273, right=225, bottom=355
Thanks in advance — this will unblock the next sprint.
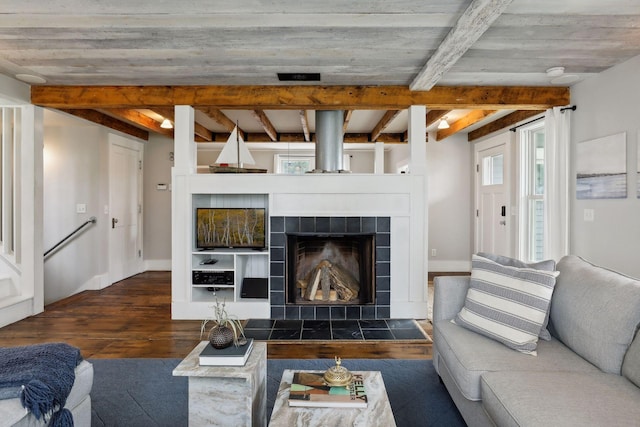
left=43, top=110, right=110, bottom=303
left=143, top=134, right=173, bottom=268
left=426, top=133, right=473, bottom=271
left=570, top=54, right=640, bottom=278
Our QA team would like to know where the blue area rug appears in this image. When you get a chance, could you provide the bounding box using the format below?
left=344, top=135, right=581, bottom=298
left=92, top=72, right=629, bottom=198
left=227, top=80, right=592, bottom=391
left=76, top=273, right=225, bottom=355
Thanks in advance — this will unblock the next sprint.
left=89, top=358, right=465, bottom=427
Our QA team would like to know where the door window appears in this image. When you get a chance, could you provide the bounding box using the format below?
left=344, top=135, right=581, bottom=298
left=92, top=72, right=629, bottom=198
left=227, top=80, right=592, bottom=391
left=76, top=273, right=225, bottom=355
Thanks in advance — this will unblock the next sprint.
left=482, top=154, right=503, bottom=185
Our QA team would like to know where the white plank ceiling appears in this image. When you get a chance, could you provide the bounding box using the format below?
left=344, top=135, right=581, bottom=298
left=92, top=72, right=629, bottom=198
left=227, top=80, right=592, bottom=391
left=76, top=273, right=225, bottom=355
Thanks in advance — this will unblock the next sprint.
left=1, top=0, right=639, bottom=138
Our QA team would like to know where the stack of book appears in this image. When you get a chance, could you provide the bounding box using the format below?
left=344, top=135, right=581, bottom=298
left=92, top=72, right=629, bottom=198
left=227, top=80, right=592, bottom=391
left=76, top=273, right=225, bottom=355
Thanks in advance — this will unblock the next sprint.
left=288, top=372, right=368, bottom=408
left=198, top=338, right=254, bottom=366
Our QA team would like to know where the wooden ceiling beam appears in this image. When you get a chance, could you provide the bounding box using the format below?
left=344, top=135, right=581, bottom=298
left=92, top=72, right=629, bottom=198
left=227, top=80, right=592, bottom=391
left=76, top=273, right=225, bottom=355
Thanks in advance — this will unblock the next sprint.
left=410, top=0, right=514, bottom=90
left=198, top=107, right=246, bottom=140
left=343, top=110, right=353, bottom=134
left=370, top=110, right=401, bottom=142
left=250, top=110, right=277, bottom=141
left=153, top=107, right=213, bottom=142
left=468, top=110, right=545, bottom=142
left=59, top=109, right=149, bottom=140
left=426, top=109, right=451, bottom=127
left=205, top=132, right=411, bottom=143
left=101, top=108, right=173, bottom=137
left=299, top=110, right=310, bottom=142
left=31, top=85, right=570, bottom=110
left=436, top=109, right=497, bottom=141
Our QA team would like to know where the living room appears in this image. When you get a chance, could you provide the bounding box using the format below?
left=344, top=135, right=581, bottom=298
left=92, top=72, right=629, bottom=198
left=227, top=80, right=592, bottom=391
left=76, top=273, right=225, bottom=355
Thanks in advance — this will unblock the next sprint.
left=1, top=2, right=640, bottom=425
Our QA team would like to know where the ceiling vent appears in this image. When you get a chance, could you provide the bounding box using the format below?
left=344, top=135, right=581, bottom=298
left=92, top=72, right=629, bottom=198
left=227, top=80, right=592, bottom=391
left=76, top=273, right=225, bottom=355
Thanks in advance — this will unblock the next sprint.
left=277, top=73, right=321, bottom=82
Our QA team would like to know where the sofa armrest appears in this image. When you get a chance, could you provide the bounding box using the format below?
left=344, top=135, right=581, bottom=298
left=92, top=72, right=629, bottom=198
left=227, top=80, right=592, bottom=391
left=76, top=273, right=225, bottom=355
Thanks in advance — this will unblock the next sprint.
left=433, top=275, right=470, bottom=322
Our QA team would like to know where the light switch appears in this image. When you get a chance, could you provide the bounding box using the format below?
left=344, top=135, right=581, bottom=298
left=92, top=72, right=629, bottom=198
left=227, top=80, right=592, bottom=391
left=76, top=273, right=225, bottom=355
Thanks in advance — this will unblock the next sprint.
left=583, top=208, right=595, bottom=222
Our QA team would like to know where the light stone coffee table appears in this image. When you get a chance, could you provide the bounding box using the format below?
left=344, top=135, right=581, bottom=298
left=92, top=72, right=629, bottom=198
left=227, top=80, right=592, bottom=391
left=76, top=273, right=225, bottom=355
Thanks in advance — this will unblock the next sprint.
left=268, top=369, right=396, bottom=427
left=173, top=341, right=267, bottom=427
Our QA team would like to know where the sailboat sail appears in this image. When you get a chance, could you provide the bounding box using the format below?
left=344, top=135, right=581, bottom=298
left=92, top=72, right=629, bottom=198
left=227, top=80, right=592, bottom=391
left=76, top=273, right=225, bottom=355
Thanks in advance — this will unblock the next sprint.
left=215, top=126, right=256, bottom=166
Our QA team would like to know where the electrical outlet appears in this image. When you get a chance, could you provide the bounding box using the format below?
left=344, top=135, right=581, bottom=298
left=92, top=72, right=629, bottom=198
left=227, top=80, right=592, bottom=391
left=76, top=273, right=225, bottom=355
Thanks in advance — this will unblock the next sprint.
left=76, top=203, right=86, bottom=213
left=431, top=248, right=437, bottom=257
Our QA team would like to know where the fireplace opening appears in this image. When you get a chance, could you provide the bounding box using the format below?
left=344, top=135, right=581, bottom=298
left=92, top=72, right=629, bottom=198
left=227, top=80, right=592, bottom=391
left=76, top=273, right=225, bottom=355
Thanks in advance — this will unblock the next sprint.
left=286, top=233, right=375, bottom=305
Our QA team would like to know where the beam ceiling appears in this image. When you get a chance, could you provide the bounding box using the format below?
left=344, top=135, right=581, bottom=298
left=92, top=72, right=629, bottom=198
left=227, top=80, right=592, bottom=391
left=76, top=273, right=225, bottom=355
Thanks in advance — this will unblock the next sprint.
left=31, top=85, right=569, bottom=110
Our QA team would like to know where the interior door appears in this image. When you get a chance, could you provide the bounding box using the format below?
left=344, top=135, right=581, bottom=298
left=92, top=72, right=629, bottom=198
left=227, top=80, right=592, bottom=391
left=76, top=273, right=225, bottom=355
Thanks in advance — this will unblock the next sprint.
left=109, top=139, right=142, bottom=283
left=476, top=142, right=509, bottom=256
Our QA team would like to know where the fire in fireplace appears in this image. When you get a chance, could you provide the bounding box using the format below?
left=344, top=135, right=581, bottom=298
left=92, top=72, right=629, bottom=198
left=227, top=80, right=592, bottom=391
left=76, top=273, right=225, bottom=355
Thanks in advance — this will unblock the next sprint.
left=286, top=233, right=375, bottom=305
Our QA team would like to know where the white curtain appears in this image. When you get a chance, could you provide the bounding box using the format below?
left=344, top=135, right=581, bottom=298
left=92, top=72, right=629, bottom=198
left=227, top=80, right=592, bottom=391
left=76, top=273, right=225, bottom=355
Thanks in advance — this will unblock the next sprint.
left=543, top=107, right=572, bottom=261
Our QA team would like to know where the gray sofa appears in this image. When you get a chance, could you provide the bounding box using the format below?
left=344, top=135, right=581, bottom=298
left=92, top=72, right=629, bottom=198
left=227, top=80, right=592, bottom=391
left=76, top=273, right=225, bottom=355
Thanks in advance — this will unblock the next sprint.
left=433, top=255, right=640, bottom=427
left=0, top=359, right=93, bottom=426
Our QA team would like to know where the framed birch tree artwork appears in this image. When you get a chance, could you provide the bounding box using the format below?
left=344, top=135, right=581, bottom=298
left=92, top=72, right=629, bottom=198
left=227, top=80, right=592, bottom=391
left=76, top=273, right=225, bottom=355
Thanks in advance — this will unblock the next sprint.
left=576, top=132, right=627, bottom=199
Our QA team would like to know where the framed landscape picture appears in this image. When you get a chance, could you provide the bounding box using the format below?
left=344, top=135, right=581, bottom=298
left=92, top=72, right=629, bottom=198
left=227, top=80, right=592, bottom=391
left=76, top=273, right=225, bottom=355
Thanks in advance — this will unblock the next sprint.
left=576, top=132, right=627, bottom=199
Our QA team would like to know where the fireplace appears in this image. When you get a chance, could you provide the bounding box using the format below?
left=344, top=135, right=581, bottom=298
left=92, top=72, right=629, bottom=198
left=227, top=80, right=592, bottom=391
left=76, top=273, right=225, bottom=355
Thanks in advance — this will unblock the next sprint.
left=286, top=234, right=375, bottom=305
left=270, top=216, right=391, bottom=320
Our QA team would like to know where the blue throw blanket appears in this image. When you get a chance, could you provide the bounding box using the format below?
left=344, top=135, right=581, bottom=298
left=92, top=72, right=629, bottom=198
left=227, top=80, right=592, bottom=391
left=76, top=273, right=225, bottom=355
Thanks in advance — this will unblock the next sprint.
left=0, top=343, right=82, bottom=427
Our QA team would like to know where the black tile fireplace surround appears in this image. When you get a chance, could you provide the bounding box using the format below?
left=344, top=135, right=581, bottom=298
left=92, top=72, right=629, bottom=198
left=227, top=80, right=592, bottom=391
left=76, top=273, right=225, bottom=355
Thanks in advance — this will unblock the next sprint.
left=270, top=216, right=390, bottom=320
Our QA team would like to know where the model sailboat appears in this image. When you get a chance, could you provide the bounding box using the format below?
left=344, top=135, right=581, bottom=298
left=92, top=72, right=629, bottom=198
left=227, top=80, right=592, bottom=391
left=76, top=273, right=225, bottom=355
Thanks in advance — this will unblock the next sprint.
left=210, top=124, right=266, bottom=173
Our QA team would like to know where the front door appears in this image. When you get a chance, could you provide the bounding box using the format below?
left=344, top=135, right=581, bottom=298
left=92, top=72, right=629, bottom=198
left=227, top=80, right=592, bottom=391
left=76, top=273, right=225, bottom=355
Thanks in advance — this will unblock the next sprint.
left=475, top=135, right=510, bottom=256
left=108, top=135, right=143, bottom=284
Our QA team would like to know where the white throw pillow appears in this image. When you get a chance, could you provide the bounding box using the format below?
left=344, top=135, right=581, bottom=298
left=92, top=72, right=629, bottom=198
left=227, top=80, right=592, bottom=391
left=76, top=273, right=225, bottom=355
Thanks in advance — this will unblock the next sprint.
left=453, top=254, right=559, bottom=355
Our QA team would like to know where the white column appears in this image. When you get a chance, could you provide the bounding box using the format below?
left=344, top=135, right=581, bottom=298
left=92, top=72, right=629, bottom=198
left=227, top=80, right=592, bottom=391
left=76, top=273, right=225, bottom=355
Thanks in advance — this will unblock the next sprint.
left=21, top=105, right=44, bottom=313
left=374, top=141, right=385, bottom=174
left=408, top=105, right=427, bottom=175
left=408, top=105, right=428, bottom=305
left=171, top=105, right=195, bottom=314
left=174, top=105, right=196, bottom=174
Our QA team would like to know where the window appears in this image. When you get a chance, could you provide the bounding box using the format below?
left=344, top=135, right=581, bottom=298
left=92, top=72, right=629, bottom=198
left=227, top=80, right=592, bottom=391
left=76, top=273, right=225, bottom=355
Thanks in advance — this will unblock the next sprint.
left=274, top=155, right=314, bottom=174
left=519, top=123, right=545, bottom=262
left=482, top=153, right=503, bottom=185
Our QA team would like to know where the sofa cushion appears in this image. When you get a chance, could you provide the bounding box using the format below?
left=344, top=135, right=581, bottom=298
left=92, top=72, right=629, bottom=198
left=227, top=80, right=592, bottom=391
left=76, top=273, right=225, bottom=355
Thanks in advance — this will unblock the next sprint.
left=453, top=254, right=559, bottom=354
left=481, top=370, right=640, bottom=427
left=552, top=255, right=640, bottom=374
left=433, top=320, right=598, bottom=401
left=477, top=252, right=556, bottom=340
left=622, top=332, right=640, bottom=388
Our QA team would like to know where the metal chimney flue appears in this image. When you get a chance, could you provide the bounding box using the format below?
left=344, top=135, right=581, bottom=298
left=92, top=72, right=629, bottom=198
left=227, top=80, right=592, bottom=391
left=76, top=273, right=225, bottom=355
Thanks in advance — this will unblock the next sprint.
left=313, top=110, right=348, bottom=173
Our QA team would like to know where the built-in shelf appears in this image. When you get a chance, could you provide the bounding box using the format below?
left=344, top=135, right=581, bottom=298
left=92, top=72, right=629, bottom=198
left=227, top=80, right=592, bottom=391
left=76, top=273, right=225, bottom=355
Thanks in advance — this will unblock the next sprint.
left=190, top=249, right=269, bottom=303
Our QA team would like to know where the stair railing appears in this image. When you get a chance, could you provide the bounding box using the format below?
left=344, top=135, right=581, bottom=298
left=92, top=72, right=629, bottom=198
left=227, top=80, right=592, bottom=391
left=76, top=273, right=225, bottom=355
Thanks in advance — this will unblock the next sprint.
left=44, top=217, right=97, bottom=258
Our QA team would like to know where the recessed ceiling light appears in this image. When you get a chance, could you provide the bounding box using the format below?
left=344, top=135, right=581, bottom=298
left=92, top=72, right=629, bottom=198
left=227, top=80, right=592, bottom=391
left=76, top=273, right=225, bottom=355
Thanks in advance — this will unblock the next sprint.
left=545, top=67, right=565, bottom=78
left=15, top=73, right=47, bottom=84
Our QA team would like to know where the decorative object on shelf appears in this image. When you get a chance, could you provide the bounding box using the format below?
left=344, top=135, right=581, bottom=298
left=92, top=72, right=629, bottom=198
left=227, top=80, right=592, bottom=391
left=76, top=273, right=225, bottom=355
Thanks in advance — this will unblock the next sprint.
left=200, top=299, right=247, bottom=349
left=212, top=123, right=266, bottom=173
left=323, top=356, right=353, bottom=387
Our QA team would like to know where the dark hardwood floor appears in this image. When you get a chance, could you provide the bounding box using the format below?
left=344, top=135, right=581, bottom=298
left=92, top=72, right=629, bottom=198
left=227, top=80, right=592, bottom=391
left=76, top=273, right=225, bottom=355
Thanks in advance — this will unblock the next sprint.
left=0, top=271, right=434, bottom=359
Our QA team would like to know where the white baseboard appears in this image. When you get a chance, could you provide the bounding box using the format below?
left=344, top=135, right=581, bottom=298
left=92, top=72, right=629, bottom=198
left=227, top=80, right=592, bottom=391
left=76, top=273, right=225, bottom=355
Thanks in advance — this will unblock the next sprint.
left=0, top=297, right=36, bottom=328
left=144, top=259, right=171, bottom=271
left=428, top=260, right=471, bottom=272
left=77, top=274, right=109, bottom=292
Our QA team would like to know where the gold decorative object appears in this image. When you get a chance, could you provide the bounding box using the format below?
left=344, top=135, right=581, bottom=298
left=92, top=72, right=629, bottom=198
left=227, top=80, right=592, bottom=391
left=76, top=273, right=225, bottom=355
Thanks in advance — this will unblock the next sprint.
left=323, top=357, right=353, bottom=387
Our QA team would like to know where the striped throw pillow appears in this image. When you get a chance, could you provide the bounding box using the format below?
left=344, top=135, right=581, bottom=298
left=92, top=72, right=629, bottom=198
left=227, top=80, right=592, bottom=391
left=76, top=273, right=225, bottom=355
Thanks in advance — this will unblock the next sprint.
left=453, top=254, right=559, bottom=355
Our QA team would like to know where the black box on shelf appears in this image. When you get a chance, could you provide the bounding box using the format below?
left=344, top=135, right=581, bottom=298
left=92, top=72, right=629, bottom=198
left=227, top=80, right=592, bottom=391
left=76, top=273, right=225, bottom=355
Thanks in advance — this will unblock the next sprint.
left=241, top=277, right=268, bottom=299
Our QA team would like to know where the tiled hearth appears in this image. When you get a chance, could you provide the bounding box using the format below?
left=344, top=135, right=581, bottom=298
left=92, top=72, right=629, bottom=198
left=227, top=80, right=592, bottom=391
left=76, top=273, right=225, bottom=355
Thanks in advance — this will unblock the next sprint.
left=270, top=216, right=391, bottom=320
left=243, top=319, right=427, bottom=341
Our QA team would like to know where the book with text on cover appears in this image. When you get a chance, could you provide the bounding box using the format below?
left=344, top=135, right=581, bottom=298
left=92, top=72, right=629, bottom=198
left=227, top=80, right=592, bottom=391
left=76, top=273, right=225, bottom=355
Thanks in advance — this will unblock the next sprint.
left=198, top=338, right=254, bottom=366
left=288, top=372, right=368, bottom=408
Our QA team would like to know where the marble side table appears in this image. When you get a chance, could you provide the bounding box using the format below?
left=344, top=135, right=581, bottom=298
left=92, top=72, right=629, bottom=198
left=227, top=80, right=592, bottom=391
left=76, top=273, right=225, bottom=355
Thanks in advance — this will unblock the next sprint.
left=173, top=341, right=267, bottom=427
left=269, top=370, right=396, bottom=427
